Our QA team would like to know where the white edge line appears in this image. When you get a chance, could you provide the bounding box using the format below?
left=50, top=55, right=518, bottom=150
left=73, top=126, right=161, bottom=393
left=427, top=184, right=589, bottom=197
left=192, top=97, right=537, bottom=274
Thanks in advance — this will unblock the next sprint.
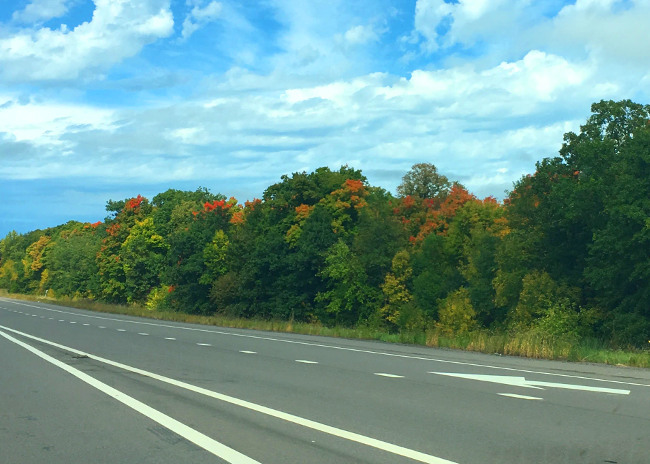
left=3, top=298, right=647, bottom=388
left=0, top=328, right=260, bottom=464
left=0, top=324, right=457, bottom=464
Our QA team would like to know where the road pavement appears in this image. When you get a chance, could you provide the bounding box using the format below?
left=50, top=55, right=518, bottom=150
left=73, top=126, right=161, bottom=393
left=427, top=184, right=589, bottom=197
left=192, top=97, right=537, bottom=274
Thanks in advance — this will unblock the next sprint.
left=1, top=297, right=649, bottom=463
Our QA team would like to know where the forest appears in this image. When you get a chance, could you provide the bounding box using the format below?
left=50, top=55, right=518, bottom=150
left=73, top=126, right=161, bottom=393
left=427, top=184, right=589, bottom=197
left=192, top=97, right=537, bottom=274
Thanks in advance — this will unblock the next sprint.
left=1, top=100, right=649, bottom=349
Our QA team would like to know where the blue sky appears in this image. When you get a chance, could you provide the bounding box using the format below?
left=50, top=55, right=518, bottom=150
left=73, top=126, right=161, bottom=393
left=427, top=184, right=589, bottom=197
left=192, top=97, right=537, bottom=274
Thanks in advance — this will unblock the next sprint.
left=1, top=0, right=649, bottom=236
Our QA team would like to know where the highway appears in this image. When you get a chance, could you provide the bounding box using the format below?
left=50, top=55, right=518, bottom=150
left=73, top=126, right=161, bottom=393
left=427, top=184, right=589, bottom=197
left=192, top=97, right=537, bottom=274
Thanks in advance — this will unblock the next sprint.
left=1, top=296, right=649, bottom=463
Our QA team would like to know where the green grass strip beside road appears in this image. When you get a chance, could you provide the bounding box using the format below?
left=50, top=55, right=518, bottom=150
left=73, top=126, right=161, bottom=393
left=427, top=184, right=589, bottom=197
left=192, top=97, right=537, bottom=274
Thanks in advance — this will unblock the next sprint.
left=2, top=290, right=648, bottom=368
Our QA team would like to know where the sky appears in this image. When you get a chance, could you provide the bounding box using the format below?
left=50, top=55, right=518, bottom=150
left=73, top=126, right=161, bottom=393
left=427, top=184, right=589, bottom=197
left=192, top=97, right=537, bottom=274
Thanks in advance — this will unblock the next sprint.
left=1, top=0, right=649, bottom=236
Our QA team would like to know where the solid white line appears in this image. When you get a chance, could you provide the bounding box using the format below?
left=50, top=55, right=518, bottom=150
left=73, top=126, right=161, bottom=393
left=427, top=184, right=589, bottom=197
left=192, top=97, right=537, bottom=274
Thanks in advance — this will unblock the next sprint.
left=0, top=324, right=457, bottom=464
left=498, top=393, right=543, bottom=401
left=0, top=329, right=260, bottom=464
left=5, top=298, right=647, bottom=388
left=374, top=373, right=404, bottom=378
left=239, top=350, right=256, bottom=354
left=295, top=360, right=318, bottom=364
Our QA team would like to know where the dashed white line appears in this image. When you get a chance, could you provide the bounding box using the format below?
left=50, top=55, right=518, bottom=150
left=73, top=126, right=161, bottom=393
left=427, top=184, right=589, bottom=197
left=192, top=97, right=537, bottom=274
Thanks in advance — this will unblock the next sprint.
left=374, top=373, right=404, bottom=378
left=70, top=321, right=77, bottom=324
left=58, top=319, right=65, bottom=322
left=197, top=343, right=212, bottom=346
left=239, top=350, right=256, bottom=354
left=165, top=337, right=176, bottom=340
left=117, top=329, right=126, bottom=332
left=296, top=360, right=318, bottom=364
left=98, top=326, right=106, bottom=329
left=83, top=323, right=90, bottom=326
left=138, top=333, right=149, bottom=336
left=5, top=298, right=648, bottom=389
left=498, top=393, right=543, bottom=401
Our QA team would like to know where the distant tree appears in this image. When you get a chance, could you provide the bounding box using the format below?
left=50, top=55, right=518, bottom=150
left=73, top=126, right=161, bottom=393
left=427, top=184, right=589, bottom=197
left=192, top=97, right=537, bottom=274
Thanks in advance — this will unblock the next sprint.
left=397, top=163, right=451, bottom=199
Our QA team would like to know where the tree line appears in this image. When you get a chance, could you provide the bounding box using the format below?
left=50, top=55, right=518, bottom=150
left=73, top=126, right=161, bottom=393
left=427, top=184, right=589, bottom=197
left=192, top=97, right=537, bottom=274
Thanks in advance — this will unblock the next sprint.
left=1, top=100, right=648, bottom=347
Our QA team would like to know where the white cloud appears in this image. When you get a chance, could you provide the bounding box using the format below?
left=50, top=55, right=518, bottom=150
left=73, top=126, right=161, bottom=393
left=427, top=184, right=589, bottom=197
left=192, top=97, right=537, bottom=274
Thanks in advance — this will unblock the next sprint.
left=0, top=47, right=600, bottom=199
left=413, top=0, right=452, bottom=51
left=0, top=0, right=174, bottom=82
left=0, top=95, right=115, bottom=144
left=548, top=0, right=650, bottom=65
left=343, top=25, right=378, bottom=45
left=12, top=0, right=70, bottom=24
left=181, top=1, right=222, bottom=40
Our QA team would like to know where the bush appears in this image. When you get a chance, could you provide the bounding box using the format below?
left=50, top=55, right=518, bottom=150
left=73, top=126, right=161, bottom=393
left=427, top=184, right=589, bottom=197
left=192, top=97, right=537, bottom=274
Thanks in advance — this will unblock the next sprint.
left=436, top=287, right=477, bottom=335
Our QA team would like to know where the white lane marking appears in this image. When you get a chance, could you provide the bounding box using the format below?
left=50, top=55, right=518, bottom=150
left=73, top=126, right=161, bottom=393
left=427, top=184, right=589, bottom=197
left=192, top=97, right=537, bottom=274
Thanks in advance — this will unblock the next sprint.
left=4, top=298, right=648, bottom=388
left=138, top=333, right=149, bottom=336
left=117, top=329, right=126, bottom=332
left=98, top=326, right=106, bottom=329
left=239, top=350, right=256, bottom=354
left=70, top=321, right=77, bottom=324
left=49, top=318, right=54, bottom=320
left=31, top=314, right=37, bottom=317
left=0, top=329, right=260, bottom=464
left=83, top=323, right=90, bottom=326
left=1, top=324, right=458, bottom=464
left=58, top=319, right=65, bottom=322
left=431, top=373, right=630, bottom=395
left=197, top=343, right=212, bottom=346
left=296, top=360, right=318, bottom=364
left=165, top=337, right=176, bottom=340
left=498, top=393, right=543, bottom=401
left=374, top=373, right=404, bottom=378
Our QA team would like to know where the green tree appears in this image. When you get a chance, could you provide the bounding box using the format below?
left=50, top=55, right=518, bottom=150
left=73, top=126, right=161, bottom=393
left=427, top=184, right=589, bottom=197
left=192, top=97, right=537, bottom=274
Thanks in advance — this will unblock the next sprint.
left=316, top=240, right=380, bottom=326
left=121, top=217, right=169, bottom=303
left=44, top=224, right=102, bottom=298
left=397, top=163, right=451, bottom=199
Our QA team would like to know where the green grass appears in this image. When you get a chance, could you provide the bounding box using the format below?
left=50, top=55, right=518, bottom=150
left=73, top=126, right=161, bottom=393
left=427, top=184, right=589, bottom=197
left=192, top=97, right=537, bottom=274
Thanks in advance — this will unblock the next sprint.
left=3, top=290, right=649, bottom=368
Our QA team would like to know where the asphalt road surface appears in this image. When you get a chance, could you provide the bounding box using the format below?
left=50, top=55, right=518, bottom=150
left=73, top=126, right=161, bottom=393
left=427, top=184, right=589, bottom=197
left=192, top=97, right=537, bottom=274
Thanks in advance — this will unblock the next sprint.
left=1, top=296, right=649, bottom=463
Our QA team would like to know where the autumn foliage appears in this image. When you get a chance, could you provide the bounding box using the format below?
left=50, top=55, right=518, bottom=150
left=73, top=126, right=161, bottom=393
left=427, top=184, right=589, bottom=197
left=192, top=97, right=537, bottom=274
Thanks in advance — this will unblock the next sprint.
left=2, top=100, right=649, bottom=348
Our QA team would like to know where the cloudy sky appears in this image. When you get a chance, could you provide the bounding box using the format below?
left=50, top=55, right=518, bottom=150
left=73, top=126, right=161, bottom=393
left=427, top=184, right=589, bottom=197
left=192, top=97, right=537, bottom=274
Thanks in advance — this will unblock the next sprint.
left=1, top=0, right=649, bottom=236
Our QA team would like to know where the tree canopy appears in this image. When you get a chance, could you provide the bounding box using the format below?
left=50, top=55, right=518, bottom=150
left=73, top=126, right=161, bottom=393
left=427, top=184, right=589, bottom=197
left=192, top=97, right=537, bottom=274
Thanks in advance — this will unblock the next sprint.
left=2, top=100, right=648, bottom=348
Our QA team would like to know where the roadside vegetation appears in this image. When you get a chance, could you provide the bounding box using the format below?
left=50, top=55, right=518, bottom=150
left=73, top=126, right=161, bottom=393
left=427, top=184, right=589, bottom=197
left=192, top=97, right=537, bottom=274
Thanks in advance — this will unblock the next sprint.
left=2, top=289, right=648, bottom=368
left=1, top=100, right=649, bottom=368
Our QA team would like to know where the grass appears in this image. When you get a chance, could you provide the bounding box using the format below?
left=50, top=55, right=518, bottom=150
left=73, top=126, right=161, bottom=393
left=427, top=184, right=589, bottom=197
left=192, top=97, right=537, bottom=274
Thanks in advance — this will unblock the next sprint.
left=3, top=290, right=649, bottom=368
